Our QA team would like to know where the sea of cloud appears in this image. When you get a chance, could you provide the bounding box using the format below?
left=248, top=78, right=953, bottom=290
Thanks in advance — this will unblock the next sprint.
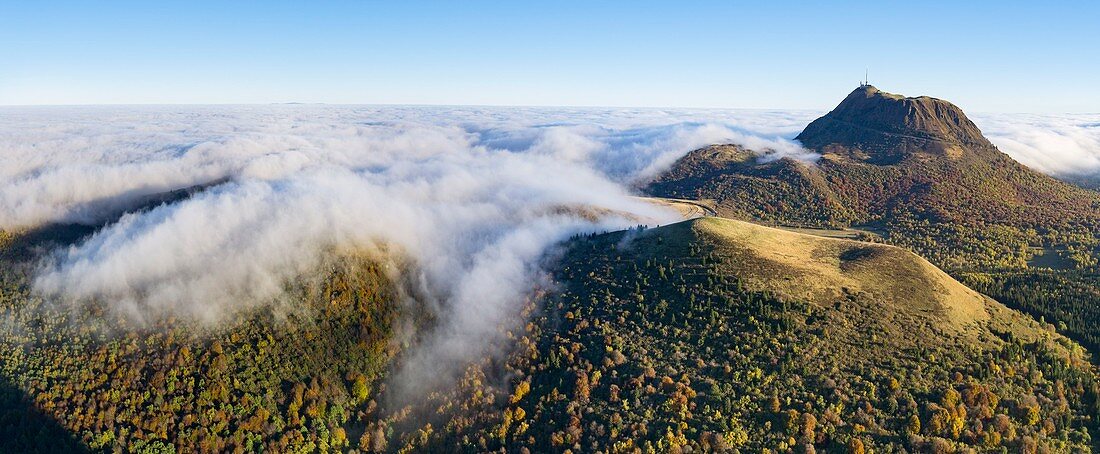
left=972, top=112, right=1100, bottom=180
left=1, top=105, right=1097, bottom=384
left=0, top=105, right=819, bottom=385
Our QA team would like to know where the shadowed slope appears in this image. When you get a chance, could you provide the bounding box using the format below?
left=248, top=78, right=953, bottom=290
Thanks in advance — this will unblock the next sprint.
left=0, top=377, right=88, bottom=454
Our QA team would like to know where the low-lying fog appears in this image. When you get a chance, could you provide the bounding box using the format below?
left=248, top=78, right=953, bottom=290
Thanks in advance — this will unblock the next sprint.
left=1, top=105, right=1096, bottom=386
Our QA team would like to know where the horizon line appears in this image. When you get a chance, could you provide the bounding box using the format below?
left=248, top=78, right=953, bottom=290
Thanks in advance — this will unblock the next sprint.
left=0, top=102, right=1094, bottom=116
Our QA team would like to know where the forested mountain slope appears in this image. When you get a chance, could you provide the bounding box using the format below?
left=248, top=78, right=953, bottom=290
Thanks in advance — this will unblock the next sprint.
left=648, top=85, right=1100, bottom=269
left=410, top=218, right=1098, bottom=452
left=647, top=85, right=1100, bottom=358
left=0, top=216, right=1097, bottom=452
left=0, top=228, right=403, bottom=452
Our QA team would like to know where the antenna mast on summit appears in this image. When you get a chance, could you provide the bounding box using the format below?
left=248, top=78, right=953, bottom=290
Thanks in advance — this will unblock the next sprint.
left=864, top=69, right=868, bottom=87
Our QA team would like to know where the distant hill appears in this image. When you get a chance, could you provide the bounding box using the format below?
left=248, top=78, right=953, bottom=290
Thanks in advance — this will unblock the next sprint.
left=1067, top=174, right=1100, bottom=191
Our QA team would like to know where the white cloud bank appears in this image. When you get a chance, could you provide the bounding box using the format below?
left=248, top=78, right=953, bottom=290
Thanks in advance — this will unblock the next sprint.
left=972, top=113, right=1100, bottom=179
left=0, top=105, right=818, bottom=383
left=0, top=106, right=817, bottom=232
left=1, top=105, right=1097, bottom=382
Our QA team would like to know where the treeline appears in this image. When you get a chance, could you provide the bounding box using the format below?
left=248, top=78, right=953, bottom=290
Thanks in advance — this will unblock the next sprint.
left=963, top=271, right=1100, bottom=359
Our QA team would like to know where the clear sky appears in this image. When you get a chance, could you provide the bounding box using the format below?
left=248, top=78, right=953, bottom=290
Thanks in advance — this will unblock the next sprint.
left=2, top=1, right=1097, bottom=112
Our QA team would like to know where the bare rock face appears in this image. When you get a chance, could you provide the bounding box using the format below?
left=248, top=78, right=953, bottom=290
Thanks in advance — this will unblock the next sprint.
left=796, top=85, right=993, bottom=164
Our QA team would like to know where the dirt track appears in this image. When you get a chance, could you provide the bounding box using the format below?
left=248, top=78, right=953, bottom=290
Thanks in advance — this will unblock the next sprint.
left=638, top=197, right=717, bottom=220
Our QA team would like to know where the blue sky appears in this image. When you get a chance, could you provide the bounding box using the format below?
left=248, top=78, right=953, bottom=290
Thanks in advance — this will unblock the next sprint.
left=2, top=1, right=1097, bottom=112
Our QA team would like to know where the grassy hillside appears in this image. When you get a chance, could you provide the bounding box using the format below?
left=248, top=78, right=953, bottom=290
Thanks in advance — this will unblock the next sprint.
left=688, top=217, right=988, bottom=329
left=408, top=218, right=1099, bottom=452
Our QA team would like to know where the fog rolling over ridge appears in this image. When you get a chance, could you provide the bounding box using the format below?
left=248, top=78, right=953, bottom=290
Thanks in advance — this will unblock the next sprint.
left=1, top=105, right=1098, bottom=386
left=0, top=105, right=817, bottom=390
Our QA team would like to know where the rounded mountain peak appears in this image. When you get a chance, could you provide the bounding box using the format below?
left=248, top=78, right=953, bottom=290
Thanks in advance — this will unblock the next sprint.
left=796, top=85, right=992, bottom=161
